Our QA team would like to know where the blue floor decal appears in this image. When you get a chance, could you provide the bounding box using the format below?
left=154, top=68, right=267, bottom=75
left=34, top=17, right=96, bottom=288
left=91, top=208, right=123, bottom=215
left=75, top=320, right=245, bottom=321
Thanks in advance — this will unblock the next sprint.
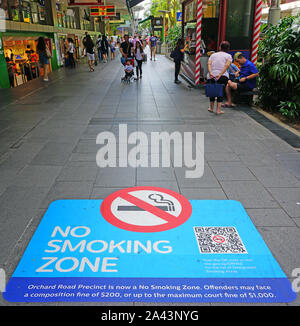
left=3, top=188, right=297, bottom=303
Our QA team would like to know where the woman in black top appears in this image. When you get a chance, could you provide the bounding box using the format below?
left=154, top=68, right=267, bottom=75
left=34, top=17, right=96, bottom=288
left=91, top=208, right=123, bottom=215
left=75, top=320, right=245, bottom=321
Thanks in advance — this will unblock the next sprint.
left=101, top=35, right=109, bottom=63
left=172, top=38, right=188, bottom=84
left=84, top=35, right=95, bottom=72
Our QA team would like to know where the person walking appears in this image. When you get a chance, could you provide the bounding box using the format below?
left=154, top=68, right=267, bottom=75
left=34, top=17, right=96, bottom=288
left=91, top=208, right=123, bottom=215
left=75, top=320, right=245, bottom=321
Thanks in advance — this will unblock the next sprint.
left=207, top=41, right=232, bottom=115
left=85, top=35, right=95, bottom=72
left=67, top=38, right=76, bottom=68
left=149, top=34, right=158, bottom=61
left=171, top=38, right=188, bottom=84
left=96, top=34, right=102, bottom=62
left=36, top=36, right=51, bottom=82
left=100, top=35, right=109, bottom=63
left=134, top=40, right=144, bottom=79
left=110, top=37, right=116, bottom=60
left=120, top=34, right=133, bottom=65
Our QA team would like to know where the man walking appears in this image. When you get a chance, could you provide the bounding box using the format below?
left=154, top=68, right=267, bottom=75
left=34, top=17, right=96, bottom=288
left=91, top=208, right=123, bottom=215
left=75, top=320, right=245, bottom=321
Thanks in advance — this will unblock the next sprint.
left=149, top=33, right=158, bottom=61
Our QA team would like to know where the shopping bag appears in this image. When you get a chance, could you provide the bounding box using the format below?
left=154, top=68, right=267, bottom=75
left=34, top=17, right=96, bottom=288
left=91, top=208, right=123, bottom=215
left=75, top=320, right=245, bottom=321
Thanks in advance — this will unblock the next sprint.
left=205, top=82, right=224, bottom=98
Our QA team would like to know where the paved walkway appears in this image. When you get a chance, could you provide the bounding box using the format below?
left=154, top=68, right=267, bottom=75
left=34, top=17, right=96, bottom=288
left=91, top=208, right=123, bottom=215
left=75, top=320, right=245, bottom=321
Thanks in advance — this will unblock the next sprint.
left=0, top=52, right=300, bottom=306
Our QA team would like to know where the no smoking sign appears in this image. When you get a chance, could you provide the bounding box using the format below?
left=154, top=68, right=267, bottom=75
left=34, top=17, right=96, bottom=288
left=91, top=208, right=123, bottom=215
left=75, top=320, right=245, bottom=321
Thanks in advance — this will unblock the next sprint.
left=100, top=186, right=192, bottom=233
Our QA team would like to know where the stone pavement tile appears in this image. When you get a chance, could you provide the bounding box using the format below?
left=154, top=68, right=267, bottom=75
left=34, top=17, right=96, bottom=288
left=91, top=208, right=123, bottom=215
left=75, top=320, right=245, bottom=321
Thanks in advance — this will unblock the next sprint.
left=292, top=218, right=300, bottom=228
left=0, top=206, right=39, bottom=265
left=204, top=136, right=233, bottom=153
left=249, top=166, right=300, bottom=188
left=56, top=161, right=98, bottom=182
left=0, top=140, right=46, bottom=168
left=275, top=159, right=300, bottom=179
left=30, top=142, right=76, bottom=166
left=209, top=161, right=256, bottom=181
left=69, top=152, right=97, bottom=162
left=267, top=188, right=300, bottom=218
left=73, top=139, right=99, bottom=154
left=12, top=165, right=62, bottom=188
left=258, top=226, right=300, bottom=276
left=205, top=152, right=240, bottom=162
left=238, top=153, right=281, bottom=167
left=136, top=181, right=180, bottom=193
left=90, top=187, right=125, bottom=199
left=259, top=138, right=295, bottom=154
left=0, top=185, right=49, bottom=210
left=246, top=208, right=296, bottom=227
left=137, top=167, right=176, bottom=182
left=220, top=181, right=279, bottom=208
left=180, top=188, right=227, bottom=200
left=174, top=166, right=219, bottom=188
left=225, top=139, right=266, bottom=155
left=95, top=167, right=136, bottom=187
left=40, top=181, right=94, bottom=208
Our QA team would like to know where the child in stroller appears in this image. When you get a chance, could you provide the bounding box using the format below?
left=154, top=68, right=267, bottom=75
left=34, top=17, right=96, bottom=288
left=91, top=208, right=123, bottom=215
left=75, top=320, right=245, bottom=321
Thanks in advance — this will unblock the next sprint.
left=121, top=58, right=135, bottom=83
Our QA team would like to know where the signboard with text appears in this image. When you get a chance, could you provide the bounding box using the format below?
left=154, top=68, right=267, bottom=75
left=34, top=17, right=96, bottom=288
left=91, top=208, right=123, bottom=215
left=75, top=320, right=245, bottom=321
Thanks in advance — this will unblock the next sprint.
left=3, top=187, right=297, bottom=303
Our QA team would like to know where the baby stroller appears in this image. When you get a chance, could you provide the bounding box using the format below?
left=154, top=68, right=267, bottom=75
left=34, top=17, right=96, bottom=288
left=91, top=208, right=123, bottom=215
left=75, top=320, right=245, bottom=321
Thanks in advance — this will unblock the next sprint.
left=121, top=57, right=136, bottom=84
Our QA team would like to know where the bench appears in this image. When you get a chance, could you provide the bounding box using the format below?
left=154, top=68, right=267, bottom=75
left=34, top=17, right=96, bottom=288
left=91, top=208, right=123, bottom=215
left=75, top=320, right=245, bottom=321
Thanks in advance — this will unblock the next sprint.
left=233, top=88, right=259, bottom=105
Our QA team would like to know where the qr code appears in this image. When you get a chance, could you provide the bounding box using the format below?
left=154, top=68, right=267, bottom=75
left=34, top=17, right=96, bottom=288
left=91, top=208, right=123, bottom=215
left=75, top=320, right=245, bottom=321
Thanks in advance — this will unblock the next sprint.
left=194, top=226, right=247, bottom=254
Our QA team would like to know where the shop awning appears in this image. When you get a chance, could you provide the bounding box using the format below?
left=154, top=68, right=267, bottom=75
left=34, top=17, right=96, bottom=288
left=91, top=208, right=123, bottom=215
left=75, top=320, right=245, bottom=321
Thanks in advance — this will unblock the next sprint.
left=138, top=15, right=153, bottom=25
left=127, top=0, right=145, bottom=8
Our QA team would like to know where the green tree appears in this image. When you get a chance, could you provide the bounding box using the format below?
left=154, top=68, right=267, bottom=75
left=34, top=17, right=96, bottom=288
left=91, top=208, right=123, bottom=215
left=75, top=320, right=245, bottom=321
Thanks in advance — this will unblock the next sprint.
left=257, top=15, right=300, bottom=120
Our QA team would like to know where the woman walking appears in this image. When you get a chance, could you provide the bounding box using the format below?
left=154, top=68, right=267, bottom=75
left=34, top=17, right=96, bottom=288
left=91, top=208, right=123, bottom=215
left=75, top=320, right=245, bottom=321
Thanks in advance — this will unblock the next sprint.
left=110, top=37, right=116, bottom=60
left=67, top=38, right=76, bottom=68
left=36, top=36, right=51, bottom=82
left=207, top=41, right=232, bottom=115
left=101, top=35, right=109, bottom=63
left=171, top=38, right=188, bottom=84
left=134, top=41, right=144, bottom=79
left=84, top=35, right=95, bottom=72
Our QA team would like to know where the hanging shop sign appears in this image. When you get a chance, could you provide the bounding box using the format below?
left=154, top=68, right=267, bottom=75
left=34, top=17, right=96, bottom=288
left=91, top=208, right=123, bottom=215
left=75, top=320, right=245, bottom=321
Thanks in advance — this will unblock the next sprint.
left=90, top=5, right=116, bottom=17
left=68, top=0, right=104, bottom=6
left=4, top=187, right=297, bottom=303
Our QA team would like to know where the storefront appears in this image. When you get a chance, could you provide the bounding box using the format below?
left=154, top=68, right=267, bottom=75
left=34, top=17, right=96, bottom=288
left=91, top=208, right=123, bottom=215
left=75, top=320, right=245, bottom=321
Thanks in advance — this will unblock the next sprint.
left=0, top=31, right=57, bottom=87
left=181, top=0, right=258, bottom=84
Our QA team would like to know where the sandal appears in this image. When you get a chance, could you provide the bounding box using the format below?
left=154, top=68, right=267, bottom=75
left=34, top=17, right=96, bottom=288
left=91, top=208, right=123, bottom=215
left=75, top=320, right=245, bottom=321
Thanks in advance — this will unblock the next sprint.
left=208, top=108, right=214, bottom=113
left=216, top=111, right=225, bottom=115
left=221, top=103, right=234, bottom=108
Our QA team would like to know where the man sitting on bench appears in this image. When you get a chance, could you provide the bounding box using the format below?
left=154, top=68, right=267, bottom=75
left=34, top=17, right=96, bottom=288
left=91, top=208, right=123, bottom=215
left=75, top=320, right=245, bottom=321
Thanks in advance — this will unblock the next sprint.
left=223, top=53, right=259, bottom=107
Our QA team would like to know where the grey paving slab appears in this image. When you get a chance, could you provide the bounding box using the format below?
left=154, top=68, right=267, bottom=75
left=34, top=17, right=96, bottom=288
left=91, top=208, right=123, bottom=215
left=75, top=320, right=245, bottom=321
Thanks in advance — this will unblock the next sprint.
left=12, top=165, right=62, bottom=188
left=30, top=142, right=76, bottom=166
left=258, top=226, right=300, bottom=276
left=40, top=181, right=94, bottom=208
left=56, top=161, right=98, bottom=182
left=90, top=187, right=125, bottom=199
left=220, top=181, right=279, bottom=208
left=180, top=188, right=227, bottom=200
left=248, top=166, right=300, bottom=188
left=209, top=161, right=256, bottom=181
left=246, top=208, right=296, bottom=227
left=267, top=188, right=300, bottom=218
left=95, top=167, right=136, bottom=187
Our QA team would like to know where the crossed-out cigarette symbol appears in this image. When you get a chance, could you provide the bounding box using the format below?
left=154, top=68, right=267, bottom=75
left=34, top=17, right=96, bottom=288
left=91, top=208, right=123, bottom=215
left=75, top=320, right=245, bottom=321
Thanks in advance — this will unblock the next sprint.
left=117, top=193, right=175, bottom=212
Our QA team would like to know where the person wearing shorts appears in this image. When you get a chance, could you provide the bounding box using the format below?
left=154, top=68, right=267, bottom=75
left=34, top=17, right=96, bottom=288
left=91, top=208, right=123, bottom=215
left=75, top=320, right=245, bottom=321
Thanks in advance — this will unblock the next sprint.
left=149, top=34, right=158, bottom=61
left=85, top=35, right=95, bottom=72
left=224, top=53, right=259, bottom=107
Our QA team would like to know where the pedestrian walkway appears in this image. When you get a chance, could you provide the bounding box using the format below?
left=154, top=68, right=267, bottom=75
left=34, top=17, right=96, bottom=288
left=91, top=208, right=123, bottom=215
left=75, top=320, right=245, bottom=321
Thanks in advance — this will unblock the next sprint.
left=0, top=53, right=299, bottom=306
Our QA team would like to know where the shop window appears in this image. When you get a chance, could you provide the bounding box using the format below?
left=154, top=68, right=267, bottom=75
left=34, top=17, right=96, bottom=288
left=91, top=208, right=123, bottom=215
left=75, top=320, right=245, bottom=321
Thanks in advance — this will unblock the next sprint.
left=8, top=0, right=21, bottom=21
left=20, top=0, right=32, bottom=23
left=225, top=0, right=255, bottom=50
left=203, top=0, right=220, bottom=18
left=0, top=0, right=9, bottom=19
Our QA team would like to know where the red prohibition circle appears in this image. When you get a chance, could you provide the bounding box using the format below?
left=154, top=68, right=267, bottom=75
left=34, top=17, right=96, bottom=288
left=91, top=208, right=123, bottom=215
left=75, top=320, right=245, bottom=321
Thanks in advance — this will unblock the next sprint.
left=100, top=186, right=192, bottom=233
left=212, top=235, right=226, bottom=244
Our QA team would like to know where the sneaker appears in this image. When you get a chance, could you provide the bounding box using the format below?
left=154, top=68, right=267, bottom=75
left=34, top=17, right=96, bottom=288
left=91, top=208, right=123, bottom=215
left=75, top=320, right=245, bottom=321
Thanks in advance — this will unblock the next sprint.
left=174, top=80, right=181, bottom=84
left=43, top=78, right=49, bottom=82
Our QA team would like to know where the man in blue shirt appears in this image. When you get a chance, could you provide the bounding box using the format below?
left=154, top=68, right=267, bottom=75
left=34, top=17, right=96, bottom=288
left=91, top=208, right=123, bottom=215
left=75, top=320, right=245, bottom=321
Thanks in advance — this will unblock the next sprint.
left=223, top=54, right=259, bottom=107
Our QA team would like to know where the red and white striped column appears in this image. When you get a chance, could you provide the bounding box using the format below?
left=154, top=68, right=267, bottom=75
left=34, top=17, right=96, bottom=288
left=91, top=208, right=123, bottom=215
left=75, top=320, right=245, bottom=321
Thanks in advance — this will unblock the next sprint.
left=195, top=0, right=203, bottom=85
left=251, top=0, right=263, bottom=65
